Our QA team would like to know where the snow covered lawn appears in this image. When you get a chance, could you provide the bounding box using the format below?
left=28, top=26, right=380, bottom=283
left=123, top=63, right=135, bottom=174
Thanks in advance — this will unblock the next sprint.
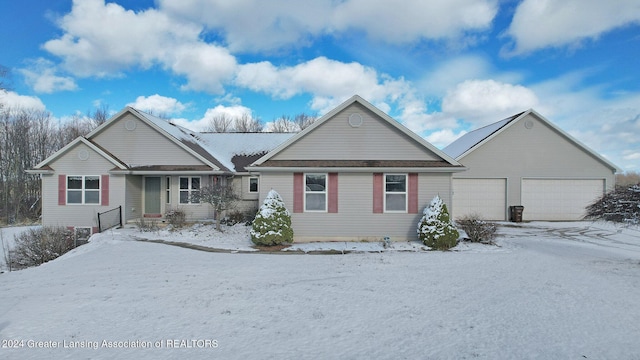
left=1, top=222, right=640, bottom=359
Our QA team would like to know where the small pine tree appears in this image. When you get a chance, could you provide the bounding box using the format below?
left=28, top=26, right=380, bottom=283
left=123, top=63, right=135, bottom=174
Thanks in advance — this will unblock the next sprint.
left=417, top=195, right=459, bottom=250
left=251, top=190, right=294, bottom=246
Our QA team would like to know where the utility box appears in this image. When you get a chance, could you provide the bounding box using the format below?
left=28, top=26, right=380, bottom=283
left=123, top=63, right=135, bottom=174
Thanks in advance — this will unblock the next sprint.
left=510, top=206, right=524, bottom=222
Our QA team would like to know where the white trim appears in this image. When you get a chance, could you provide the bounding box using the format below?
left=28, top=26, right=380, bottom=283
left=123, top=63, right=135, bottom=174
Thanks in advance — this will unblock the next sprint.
left=304, top=173, right=328, bottom=212
left=66, top=175, right=101, bottom=205
left=455, top=109, right=621, bottom=172
left=179, top=176, right=202, bottom=205
left=383, top=173, right=408, bottom=213
left=33, top=137, right=127, bottom=170
left=251, top=95, right=462, bottom=167
left=248, top=177, right=259, bottom=193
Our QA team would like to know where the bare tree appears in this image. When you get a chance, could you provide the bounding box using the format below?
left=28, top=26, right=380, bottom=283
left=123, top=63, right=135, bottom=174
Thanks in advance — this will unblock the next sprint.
left=234, top=113, right=263, bottom=132
left=269, top=115, right=299, bottom=133
left=87, top=104, right=110, bottom=127
left=294, top=112, right=317, bottom=130
left=195, top=178, right=240, bottom=231
left=206, top=114, right=233, bottom=133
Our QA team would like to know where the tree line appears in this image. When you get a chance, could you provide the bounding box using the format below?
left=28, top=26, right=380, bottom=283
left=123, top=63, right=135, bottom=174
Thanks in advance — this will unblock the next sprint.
left=0, top=106, right=108, bottom=224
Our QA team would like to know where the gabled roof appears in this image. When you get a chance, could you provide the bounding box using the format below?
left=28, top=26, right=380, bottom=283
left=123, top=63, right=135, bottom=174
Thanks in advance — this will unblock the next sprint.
left=250, top=95, right=462, bottom=169
left=84, top=107, right=292, bottom=173
left=443, top=109, right=621, bottom=172
left=28, top=137, right=128, bottom=173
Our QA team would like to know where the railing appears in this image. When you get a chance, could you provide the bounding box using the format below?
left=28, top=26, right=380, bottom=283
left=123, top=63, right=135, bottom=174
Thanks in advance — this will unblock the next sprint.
left=97, top=206, right=123, bottom=232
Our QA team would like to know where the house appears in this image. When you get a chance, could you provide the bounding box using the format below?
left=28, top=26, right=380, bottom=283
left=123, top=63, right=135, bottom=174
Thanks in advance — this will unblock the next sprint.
left=28, top=95, right=464, bottom=242
left=247, top=95, right=464, bottom=242
left=27, top=107, right=293, bottom=236
left=443, top=109, right=620, bottom=221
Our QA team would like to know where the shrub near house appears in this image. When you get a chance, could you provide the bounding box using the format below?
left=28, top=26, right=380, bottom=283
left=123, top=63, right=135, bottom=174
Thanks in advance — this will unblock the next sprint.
left=251, top=190, right=294, bottom=246
left=418, top=195, right=459, bottom=250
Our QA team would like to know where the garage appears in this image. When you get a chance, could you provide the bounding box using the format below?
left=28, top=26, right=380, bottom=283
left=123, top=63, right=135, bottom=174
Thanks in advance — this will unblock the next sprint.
left=453, top=178, right=506, bottom=220
left=521, top=179, right=605, bottom=221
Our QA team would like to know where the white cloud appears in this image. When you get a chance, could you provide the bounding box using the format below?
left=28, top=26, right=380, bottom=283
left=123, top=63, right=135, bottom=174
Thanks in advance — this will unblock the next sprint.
left=159, top=0, right=497, bottom=52
left=505, top=0, right=640, bottom=55
left=425, top=129, right=467, bottom=149
left=171, top=104, right=254, bottom=132
left=127, top=95, right=186, bottom=115
left=332, top=0, right=497, bottom=43
left=44, top=0, right=235, bottom=93
left=442, top=79, right=539, bottom=125
left=19, top=58, right=77, bottom=93
left=0, top=91, right=46, bottom=111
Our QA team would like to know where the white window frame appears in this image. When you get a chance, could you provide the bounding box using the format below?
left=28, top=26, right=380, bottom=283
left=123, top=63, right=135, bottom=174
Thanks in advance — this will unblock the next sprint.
left=165, top=176, right=171, bottom=204
left=248, top=177, right=259, bottom=193
left=67, top=175, right=101, bottom=205
left=179, top=176, right=201, bottom=204
left=384, top=173, right=407, bottom=213
left=304, top=173, right=327, bottom=212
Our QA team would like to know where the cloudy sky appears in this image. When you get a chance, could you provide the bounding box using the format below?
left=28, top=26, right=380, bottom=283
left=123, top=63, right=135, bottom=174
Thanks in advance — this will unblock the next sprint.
left=1, top=0, right=639, bottom=171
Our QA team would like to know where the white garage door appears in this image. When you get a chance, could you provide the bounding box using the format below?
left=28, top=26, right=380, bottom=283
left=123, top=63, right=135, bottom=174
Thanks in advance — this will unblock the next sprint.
left=453, top=178, right=506, bottom=220
left=521, top=179, right=604, bottom=221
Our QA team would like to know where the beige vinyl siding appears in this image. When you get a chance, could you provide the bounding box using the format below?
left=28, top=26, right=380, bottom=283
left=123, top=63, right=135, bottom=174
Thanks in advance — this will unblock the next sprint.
left=454, top=113, right=616, bottom=219
left=92, top=113, right=206, bottom=167
left=260, top=172, right=452, bottom=242
left=125, top=175, right=142, bottom=222
left=41, top=142, right=125, bottom=228
left=271, top=103, right=441, bottom=161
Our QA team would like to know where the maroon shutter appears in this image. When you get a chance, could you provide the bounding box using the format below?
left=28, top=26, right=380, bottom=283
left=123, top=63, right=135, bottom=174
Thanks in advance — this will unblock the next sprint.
left=408, top=173, right=418, bottom=214
left=293, top=173, right=303, bottom=213
left=328, top=173, right=338, bottom=213
left=373, top=173, right=383, bottom=213
left=101, top=175, right=109, bottom=206
left=58, top=175, right=66, bottom=205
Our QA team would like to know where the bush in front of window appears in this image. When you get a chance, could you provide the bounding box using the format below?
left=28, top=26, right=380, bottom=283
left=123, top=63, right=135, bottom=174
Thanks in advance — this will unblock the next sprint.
left=7, top=227, right=75, bottom=269
left=165, top=208, right=187, bottom=229
left=417, top=195, right=459, bottom=250
left=251, top=190, right=294, bottom=246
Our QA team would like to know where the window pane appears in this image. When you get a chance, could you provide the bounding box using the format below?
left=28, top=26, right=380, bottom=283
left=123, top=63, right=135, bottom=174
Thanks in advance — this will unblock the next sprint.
left=166, top=177, right=171, bottom=190
left=68, top=176, right=82, bottom=190
left=305, top=174, right=326, bottom=192
left=85, top=176, right=100, bottom=190
left=249, top=178, right=258, bottom=192
left=67, top=190, right=82, bottom=204
left=179, top=177, right=189, bottom=189
left=191, top=190, right=200, bottom=203
left=306, top=193, right=326, bottom=211
left=179, top=191, right=189, bottom=204
left=191, top=177, right=200, bottom=190
left=385, top=175, right=406, bottom=192
left=386, top=194, right=406, bottom=211
left=85, top=190, right=100, bottom=204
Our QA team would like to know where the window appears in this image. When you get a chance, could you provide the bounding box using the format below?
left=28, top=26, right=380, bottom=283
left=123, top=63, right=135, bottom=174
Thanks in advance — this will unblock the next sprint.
left=385, top=174, right=407, bottom=212
left=179, top=177, right=200, bottom=204
left=67, top=175, right=100, bottom=204
left=249, top=177, right=259, bottom=193
left=305, top=174, right=327, bottom=211
left=165, top=177, right=171, bottom=204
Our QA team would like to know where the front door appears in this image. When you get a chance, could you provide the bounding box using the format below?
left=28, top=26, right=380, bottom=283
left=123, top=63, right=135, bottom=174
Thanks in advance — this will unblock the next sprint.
left=144, top=177, right=162, bottom=216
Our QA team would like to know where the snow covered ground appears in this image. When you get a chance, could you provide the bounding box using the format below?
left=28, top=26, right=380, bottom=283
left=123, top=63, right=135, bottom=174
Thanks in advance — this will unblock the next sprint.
left=1, top=221, right=640, bottom=359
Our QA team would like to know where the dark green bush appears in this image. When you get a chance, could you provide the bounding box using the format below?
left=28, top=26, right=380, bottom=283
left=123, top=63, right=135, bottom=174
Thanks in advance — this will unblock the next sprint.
left=417, top=195, right=459, bottom=250
left=251, top=190, right=293, bottom=246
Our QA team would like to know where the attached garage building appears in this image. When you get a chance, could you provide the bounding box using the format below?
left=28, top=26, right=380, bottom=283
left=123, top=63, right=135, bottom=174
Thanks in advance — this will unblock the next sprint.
left=444, top=109, right=620, bottom=221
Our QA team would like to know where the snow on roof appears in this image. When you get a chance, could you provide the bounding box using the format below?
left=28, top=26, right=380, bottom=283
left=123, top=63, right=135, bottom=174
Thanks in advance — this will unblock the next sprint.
left=443, top=112, right=523, bottom=159
left=197, top=133, right=295, bottom=171
left=131, top=108, right=293, bottom=172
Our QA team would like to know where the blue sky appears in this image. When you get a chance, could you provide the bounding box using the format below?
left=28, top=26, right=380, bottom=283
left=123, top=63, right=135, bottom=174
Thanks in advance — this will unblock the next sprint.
left=1, top=0, right=639, bottom=171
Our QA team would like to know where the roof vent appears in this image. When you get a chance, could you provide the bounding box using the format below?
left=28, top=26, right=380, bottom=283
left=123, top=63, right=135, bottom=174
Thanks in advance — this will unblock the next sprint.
left=349, top=113, right=363, bottom=127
